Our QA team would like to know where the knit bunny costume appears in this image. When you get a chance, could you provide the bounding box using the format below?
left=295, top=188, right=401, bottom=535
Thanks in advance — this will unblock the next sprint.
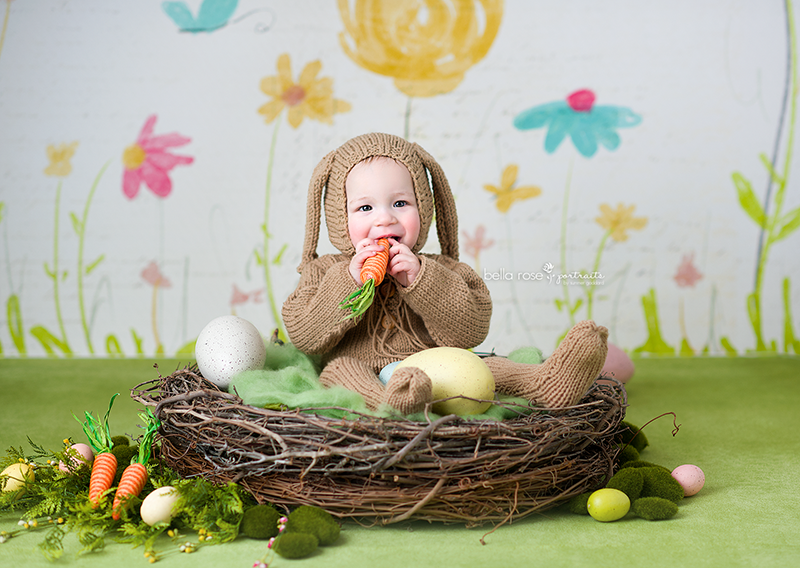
left=282, top=133, right=608, bottom=414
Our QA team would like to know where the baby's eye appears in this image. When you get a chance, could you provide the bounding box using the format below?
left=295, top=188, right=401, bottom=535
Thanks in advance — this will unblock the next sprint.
left=358, top=204, right=372, bottom=212
left=393, top=200, right=407, bottom=208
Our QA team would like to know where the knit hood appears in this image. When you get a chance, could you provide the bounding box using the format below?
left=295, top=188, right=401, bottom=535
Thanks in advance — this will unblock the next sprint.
left=299, top=132, right=459, bottom=272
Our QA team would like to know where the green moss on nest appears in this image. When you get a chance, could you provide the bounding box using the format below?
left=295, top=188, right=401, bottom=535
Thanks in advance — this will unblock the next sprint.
left=617, top=421, right=649, bottom=453
left=632, top=497, right=679, bottom=520
left=617, top=444, right=640, bottom=465
left=606, top=468, right=644, bottom=501
left=240, top=504, right=282, bottom=539
left=287, top=505, right=340, bottom=545
left=639, top=467, right=684, bottom=504
left=566, top=492, right=591, bottom=515
left=273, top=532, right=319, bottom=559
left=619, top=460, right=670, bottom=472
left=111, top=435, right=130, bottom=447
left=111, top=445, right=139, bottom=482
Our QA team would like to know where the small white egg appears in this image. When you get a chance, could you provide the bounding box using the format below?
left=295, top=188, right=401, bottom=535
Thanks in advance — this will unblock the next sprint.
left=195, top=316, right=267, bottom=388
left=140, top=486, right=180, bottom=526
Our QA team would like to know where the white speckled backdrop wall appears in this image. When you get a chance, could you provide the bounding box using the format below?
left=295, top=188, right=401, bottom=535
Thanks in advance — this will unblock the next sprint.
left=1, top=0, right=798, bottom=358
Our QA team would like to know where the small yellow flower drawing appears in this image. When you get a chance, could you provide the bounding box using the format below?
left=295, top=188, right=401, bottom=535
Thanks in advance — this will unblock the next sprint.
left=258, top=53, right=352, bottom=128
left=483, top=164, right=542, bottom=213
left=595, top=203, right=648, bottom=242
left=338, top=0, right=503, bottom=97
left=44, top=141, right=79, bottom=177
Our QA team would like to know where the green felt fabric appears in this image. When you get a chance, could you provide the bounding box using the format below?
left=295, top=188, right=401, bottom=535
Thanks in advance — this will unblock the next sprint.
left=1, top=356, right=799, bottom=567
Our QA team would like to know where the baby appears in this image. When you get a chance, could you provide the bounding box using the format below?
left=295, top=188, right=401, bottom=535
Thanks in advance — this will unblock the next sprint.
left=282, top=132, right=608, bottom=414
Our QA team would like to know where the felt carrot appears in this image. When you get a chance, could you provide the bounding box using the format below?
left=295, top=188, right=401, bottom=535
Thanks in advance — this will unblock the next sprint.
left=111, top=408, right=159, bottom=520
left=340, top=238, right=390, bottom=319
left=74, top=393, right=119, bottom=507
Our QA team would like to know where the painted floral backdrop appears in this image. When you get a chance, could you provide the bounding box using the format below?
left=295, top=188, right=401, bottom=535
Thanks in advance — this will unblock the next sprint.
left=1, top=0, right=799, bottom=358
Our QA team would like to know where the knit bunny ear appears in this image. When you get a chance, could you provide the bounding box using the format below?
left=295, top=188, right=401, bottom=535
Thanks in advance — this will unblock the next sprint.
left=414, top=143, right=459, bottom=261
left=299, top=148, right=336, bottom=272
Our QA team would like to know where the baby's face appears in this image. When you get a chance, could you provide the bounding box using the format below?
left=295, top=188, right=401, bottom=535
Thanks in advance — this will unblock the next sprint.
left=346, top=157, right=420, bottom=249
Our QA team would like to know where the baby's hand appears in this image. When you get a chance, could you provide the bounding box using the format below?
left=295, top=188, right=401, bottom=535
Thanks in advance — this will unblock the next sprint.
left=349, top=238, right=386, bottom=285
left=387, top=238, right=420, bottom=287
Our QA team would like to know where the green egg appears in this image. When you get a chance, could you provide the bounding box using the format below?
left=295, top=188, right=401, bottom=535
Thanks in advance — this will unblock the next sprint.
left=586, top=488, right=630, bottom=522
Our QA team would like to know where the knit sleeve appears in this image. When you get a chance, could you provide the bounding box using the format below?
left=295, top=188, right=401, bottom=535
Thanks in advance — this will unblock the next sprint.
left=396, top=255, right=492, bottom=349
left=281, top=256, right=361, bottom=355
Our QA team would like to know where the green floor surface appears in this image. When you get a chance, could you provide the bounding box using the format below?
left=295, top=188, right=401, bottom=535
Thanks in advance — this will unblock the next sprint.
left=1, top=356, right=799, bottom=567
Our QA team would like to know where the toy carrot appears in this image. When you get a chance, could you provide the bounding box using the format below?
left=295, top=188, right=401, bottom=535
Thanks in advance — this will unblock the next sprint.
left=74, top=393, right=119, bottom=507
left=340, top=238, right=390, bottom=320
left=111, top=408, right=160, bottom=520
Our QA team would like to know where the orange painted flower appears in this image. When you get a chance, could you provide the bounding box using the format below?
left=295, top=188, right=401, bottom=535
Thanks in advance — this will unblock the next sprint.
left=595, top=203, right=648, bottom=242
left=483, top=164, right=542, bottom=213
left=44, top=141, right=79, bottom=177
left=258, top=53, right=351, bottom=128
left=339, top=0, right=503, bottom=97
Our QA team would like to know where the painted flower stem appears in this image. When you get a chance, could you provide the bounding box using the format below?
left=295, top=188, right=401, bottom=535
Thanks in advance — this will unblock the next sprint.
left=586, top=229, right=611, bottom=321
left=560, top=158, right=576, bottom=327
left=49, top=180, right=71, bottom=355
left=77, top=161, right=110, bottom=355
left=151, top=282, right=163, bottom=354
left=0, top=0, right=10, bottom=63
left=262, top=117, right=285, bottom=340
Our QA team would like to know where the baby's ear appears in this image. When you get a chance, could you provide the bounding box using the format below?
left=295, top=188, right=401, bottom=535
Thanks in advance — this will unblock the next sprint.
left=414, top=143, right=459, bottom=261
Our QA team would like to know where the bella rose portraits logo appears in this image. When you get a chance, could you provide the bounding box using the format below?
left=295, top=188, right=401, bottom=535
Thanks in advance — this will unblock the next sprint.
left=483, top=262, right=605, bottom=286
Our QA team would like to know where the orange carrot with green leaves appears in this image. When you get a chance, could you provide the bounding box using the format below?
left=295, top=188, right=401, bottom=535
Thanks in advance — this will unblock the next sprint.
left=75, top=393, right=119, bottom=507
left=112, top=408, right=159, bottom=520
left=340, top=238, right=390, bottom=319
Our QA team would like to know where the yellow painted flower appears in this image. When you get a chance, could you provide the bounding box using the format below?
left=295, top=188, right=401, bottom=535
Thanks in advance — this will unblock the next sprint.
left=44, top=141, right=78, bottom=177
left=483, top=164, right=541, bottom=213
left=258, top=53, right=351, bottom=128
left=338, top=0, right=503, bottom=97
left=595, top=203, right=648, bottom=242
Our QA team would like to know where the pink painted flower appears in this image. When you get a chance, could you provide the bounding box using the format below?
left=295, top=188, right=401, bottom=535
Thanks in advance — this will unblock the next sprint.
left=230, top=284, right=263, bottom=308
left=122, top=115, right=193, bottom=199
left=462, top=225, right=495, bottom=259
left=674, top=253, right=703, bottom=288
left=141, top=261, right=172, bottom=288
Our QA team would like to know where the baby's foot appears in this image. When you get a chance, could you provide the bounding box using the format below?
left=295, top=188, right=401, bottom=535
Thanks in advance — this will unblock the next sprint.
left=385, top=366, right=433, bottom=415
left=488, top=320, right=609, bottom=408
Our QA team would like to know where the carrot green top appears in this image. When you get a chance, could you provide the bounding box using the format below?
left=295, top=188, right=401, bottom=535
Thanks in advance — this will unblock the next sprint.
left=74, top=393, right=119, bottom=454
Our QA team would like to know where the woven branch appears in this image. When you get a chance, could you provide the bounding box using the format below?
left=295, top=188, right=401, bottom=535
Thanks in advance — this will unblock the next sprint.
left=132, top=365, right=627, bottom=527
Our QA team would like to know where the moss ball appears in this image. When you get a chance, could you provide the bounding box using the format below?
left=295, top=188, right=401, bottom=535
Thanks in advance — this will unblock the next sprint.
left=111, top=436, right=130, bottom=448
left=619, top=460, right=671, bottom=472
left=566, top=492, right=591, bottom=515
left=273, top=532, right=319, bottom=559
left=240, top=505, right=282, bottom=540
left=632, top=497, right=679, bottom=520
left=617, top=422, right=649, bottom=453
left=507, top=346, right=544, bottom=365
left=606, top=468, right=644, bottom=502
left=287, top=506, right=340, bottom=546
left=617, top=444, right=640, bottom=465
left=639, top=467, right=685, bottom=504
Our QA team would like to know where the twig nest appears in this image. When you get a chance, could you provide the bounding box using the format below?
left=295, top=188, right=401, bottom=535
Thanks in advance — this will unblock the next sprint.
left=393, top=347, right=495, bottom=415
left=195, top=316, right=267, bottom=389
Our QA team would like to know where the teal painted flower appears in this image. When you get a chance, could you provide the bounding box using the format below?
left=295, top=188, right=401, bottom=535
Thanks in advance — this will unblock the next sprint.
left=513, top=89, right=642, bottom=158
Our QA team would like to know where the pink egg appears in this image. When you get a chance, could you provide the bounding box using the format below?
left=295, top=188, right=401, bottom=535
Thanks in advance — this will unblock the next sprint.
left=59, top=443, right=94, bottom=473
left=671, top=464, right=705, bottom=497
left=598, top=343, right=635, bottom=384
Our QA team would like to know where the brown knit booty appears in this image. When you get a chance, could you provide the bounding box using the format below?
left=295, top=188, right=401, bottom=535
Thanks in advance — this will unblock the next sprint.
left=385, top=366, right=433, bottom=415
left=486, top=320, right=609, bottom=408
left=318, top=356, right=386, bottom=410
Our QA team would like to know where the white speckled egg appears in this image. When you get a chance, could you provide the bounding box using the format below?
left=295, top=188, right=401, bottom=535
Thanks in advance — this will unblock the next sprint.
left=195, top=316, right=267, bottom=389
left=140, top=486, right=180, bottom=526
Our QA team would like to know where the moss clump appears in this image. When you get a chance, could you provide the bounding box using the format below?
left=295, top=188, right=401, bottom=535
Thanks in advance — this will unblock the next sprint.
left=617, top=422, right=649, bottom=453
left=639, top=467, right=684, bottom=504
left=632, top=497, right=679, bottom=520
left=617, top=444, right=640, bottom=465
left=287, top=506, right=340, bottom=545
left=240, top=504, right=282, bottom=539
left=111, top=435, right=130, bottom=447
left=111, top=445, right=139, bottom=482
left=619, top=460, right=670, bottom=472
left=566, top=492, right=591, bottom=515
left=273, top=532, right=319, bottom=559
left=606, top=468, right=644, bottom=502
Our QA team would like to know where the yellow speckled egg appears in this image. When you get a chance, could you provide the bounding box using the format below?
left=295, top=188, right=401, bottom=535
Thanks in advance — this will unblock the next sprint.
left=2, top=463, right=35, bottom=496
left=393, top=347, right=495, bottom=415
left=195, top=316, right=267, bottom=389
left=587, top=488, right=630, bottom=522
left=140, top=486, right=180, bottom=526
